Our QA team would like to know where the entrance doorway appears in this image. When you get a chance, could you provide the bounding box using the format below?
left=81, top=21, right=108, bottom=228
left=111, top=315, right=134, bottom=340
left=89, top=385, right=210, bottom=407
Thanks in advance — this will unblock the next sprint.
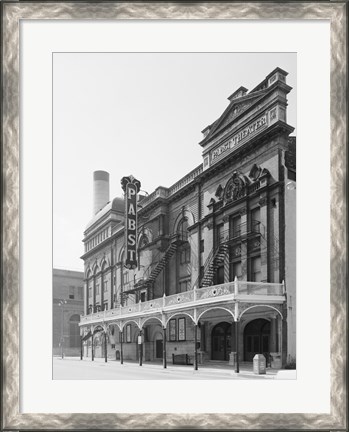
left=211, top=322, right=232, bottom=361
left=243, top=318, right=270, bottom=361
left=155, top=340, right=163, bottom=359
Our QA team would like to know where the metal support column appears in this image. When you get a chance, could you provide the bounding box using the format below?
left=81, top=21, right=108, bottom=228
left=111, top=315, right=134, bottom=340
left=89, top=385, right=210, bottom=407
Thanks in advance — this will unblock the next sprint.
left=194, top=324, right=198, bottom=371
left=235, top=321, right=239, bottom=373
left=120, top=331, right=124, bottom=364
left=139, top=330, right=143, bottom=366
left=80, top=336, right=83, bottom=360
left=91, top=334, right=94, bottom=361
left=163, top=327, right=167, bottom=369
left=104, top=332, right=108, bottom=363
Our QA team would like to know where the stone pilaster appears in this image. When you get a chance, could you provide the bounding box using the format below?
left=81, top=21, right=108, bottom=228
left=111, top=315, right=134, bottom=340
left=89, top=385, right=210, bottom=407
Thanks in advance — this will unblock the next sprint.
left=269, top=316, right=277, bottom=352
left=239, top=207, right=248, bottom=280
left=259, top=194, right=268, bottom=282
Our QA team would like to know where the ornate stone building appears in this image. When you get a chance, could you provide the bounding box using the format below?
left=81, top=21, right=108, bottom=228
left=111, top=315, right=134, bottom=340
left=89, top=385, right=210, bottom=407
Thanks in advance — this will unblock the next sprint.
left=80, top=67, right=296, bottom=370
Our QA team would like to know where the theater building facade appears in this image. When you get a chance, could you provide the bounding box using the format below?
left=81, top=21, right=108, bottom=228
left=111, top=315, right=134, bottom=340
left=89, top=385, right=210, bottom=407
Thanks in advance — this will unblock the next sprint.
left=79, top=67, right=296, bottom=370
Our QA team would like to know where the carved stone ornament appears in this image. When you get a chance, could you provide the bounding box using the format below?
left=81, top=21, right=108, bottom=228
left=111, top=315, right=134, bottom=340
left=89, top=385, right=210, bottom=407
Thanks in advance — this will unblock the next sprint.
left=259, top=196, right=267, bottom=206
left=207, top=197, right=216, bottom=209
left=215, top=184, right=224, bottom=200
left=224, top=171, right=250, bottom=202
left=249, top=163, right=262, bottom=181
left=239, top=207, right=247, bottom=216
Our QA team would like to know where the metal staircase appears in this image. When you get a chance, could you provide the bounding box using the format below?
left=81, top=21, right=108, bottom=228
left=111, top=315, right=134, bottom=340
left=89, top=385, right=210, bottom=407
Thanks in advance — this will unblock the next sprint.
left=201, top=242, right=229, bottom=287
left=123, top=233, right=187, bottom=300
left=145, top=241, right=178, bottom=286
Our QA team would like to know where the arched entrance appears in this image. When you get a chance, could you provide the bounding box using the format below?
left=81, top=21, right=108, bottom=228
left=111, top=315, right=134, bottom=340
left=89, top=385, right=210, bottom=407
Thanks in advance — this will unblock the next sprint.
left=243, top=318, right=270, bottom=361
left=211, top=322, right=232, bottom=361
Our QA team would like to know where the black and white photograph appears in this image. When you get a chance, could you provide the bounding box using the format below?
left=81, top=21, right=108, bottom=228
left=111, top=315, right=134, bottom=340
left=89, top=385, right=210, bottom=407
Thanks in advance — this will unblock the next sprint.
left=52, top=52, right=297, bottom=380
left=2, top=2, right=347, bottom=430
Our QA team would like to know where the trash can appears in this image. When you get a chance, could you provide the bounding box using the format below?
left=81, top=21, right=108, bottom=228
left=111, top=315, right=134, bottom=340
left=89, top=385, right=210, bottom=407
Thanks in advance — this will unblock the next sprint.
left=115, top=350, right=120, bottom=360
left=270, top=352, right=282, bottom=369
left=253, top=354, right=266, bottom=374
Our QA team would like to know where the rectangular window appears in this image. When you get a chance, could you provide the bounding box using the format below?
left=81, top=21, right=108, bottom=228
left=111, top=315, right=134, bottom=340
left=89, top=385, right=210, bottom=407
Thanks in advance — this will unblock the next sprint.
left=250, top=207, right=261, bottom=233
left=251, top=256, right=262, bottom=282
left=69, top=286, right=75, bottom=299
left=88, top=286, right=92, bottom=298
left=180, top=247, right=190, bottom=264
left=140, top=292, right=146, bottom=302
left=230, top=214, right=241, bottom=238
left=216, top=223, right=224, bottom=245
left=103, top=302, right=108, bottom=311
left=103, top=280, right=108, bottom=292
left=178, top=317, right=186, bottom=341
left=230, top=261, right=242, bottom=281
left=96, top=284, right=100, bottom=295
left=169, top=319, right=176, bottom=341
left=178, top=279, right=190, bottom=293
left=216, top=266, right=224, bottom=285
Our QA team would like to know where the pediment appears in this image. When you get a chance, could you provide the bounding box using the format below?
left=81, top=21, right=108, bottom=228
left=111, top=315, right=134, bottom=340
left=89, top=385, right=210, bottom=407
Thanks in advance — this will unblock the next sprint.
left=202, top=91, right=266, bottom=144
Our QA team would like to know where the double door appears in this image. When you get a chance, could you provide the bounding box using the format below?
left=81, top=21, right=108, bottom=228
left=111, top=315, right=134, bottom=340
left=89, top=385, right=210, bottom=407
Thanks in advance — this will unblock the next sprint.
left=211, top=322, right=232, bottom=361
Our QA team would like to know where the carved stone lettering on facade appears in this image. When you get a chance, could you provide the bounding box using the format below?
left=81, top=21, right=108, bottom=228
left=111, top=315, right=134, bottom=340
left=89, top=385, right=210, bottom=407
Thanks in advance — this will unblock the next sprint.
left=211, top=114, right=268, bottom=164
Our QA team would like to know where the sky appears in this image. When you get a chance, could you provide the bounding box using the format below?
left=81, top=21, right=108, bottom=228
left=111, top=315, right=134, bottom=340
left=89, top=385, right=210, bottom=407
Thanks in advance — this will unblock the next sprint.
left=53, top=53, right=296, bottom=271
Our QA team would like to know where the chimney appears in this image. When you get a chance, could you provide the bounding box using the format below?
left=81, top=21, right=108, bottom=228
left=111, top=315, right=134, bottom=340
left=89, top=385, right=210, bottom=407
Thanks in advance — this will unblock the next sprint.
left=93, top=170, right=109, bottom=215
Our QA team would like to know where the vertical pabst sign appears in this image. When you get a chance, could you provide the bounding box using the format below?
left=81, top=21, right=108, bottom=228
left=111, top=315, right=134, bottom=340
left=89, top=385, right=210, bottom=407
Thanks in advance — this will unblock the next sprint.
left=121, top=175, right=141, bottom=269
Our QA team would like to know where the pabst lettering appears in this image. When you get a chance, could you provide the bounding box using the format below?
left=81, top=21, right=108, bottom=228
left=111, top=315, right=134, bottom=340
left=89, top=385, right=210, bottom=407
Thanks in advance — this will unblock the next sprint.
left=121, top=175, right=141, bottom=270
left=211, top=115, right=267, bottom=162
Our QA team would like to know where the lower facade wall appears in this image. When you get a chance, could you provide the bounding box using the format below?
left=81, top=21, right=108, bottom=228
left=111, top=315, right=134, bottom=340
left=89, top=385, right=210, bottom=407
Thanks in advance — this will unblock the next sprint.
left=82, top=311, right=290, bottom=368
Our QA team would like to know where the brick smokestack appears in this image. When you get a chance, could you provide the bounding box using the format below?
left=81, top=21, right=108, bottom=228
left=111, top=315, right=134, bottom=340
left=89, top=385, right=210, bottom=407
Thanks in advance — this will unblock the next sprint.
left=93, top=170, right=109, bottom=215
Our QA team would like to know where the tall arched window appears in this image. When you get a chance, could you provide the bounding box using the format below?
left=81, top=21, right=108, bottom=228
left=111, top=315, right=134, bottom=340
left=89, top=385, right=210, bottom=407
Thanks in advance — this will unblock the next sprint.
left=101, top=262, right=108, bottom=310
left=93, top=265, right=100, bottom=312
left=177, top=218, right=189, bottom=241
left=69, top=314, right=80, bottom=348
left=86, top=270, right=93, bottom=314
left=177, top=217, right=191, bottom=292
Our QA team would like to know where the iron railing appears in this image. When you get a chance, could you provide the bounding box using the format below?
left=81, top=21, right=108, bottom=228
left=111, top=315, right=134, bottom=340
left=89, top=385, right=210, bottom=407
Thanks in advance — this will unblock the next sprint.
left=80, top=280, right=285, bottom=325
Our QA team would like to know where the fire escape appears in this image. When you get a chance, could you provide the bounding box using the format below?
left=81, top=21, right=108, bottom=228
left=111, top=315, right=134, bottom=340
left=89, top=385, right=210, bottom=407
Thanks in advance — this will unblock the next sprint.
left=122, top=232, right=187, bottom=302
left=200, top=242, right=229, bottom=287
left=196, top=220, right=277, bottom=288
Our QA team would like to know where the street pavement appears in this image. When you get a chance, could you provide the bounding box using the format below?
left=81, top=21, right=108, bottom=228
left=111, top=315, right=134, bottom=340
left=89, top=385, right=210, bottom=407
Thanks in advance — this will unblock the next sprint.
left=53, top=356, right=294, bottom=380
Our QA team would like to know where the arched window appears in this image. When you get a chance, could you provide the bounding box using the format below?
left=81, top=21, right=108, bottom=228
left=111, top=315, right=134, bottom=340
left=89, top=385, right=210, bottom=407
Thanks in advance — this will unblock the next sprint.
left=176, top=218, right=191, bottom=293
left=69, top=314, right=80, bottom=348
left=177, top=217, right=189, bottom=241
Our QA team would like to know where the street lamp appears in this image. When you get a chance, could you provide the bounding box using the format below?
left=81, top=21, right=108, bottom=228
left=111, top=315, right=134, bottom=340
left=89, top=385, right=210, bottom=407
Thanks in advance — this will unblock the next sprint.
left=58, top=300, right=67, bottom=359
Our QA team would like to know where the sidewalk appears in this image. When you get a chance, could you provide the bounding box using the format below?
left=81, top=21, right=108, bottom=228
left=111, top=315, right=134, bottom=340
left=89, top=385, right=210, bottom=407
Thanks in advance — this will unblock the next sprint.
left=57, top=356, right=292, bottom=379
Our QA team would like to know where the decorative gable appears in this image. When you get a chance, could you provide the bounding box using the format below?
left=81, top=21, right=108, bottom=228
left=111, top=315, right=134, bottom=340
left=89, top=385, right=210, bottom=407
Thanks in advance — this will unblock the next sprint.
left=201, top=92, right=265, bottom=145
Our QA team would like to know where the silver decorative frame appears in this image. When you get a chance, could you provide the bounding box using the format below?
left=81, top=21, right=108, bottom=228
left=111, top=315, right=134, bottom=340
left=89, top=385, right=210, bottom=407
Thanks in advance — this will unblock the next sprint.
left=1, top=2, right=347, bottom=430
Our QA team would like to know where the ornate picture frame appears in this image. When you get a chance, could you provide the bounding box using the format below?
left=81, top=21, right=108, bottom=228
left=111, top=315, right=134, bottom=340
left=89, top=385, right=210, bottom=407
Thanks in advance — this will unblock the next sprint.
left=1, top=1, right=347, bottom=430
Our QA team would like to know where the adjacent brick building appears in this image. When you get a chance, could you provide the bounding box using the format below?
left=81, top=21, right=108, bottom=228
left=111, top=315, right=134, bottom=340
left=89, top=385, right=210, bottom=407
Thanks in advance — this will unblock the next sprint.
left=53, top=268, right=84, bottom=357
